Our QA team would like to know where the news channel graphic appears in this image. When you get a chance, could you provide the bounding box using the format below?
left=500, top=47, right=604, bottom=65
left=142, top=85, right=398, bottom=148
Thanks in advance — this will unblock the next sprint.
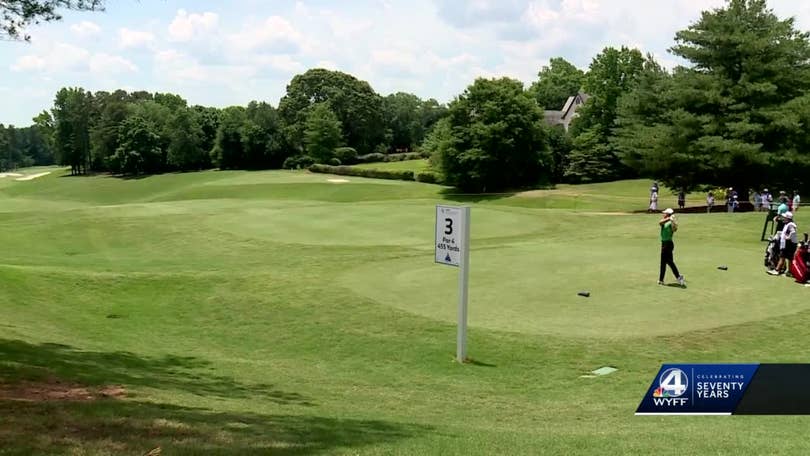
left=636, top=364, right=810, bottom=415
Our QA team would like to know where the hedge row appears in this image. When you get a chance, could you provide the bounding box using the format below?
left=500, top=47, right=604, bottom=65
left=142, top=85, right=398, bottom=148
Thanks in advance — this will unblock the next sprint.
left=309, top=164, right=415, bottom=181
left=356, top=151, right=428, bottom=164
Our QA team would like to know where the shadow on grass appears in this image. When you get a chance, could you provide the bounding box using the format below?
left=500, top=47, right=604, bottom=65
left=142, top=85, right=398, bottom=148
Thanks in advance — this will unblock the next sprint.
left=665, top=283, right=688, bottom=289
left=2, top=399, right=427, bottom=455
left=466, top=359, right=497, bottom=368
left=0, top=339, right=312, bottom=405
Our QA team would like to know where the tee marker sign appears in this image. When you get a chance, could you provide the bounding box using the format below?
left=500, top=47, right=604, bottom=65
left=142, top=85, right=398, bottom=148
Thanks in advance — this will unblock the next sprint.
left=435, top=205, right=470, bottom=363
left=435, top=205, right=464, bottom=266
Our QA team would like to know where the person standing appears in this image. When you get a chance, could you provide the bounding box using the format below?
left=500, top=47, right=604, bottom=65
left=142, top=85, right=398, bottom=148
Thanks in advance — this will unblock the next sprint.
left=769, top=212, right=797, bottom=276
left=753, top=191, right=761, bottom=211
left=727, top=188, right=735, bottom=213
left=649, top=189, right=658, bottom=213
left=678, top=190, right=686, bottom=209
left=707, top=192, right=715, bottom=213
left=775, top=199, right=790, bottom=234
left=659, top=208, right=685, bottom=286
left=794, top=191, right=801, bottom=213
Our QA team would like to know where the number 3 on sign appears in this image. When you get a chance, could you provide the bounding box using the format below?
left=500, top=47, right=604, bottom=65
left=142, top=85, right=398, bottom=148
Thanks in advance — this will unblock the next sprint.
left=435, top=205, right=464, bottom=267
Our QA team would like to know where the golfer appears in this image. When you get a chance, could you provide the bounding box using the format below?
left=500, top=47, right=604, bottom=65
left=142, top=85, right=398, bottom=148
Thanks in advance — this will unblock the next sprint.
left=659, top=208, right=685, bottom=286
left=769, top=212, right=797, bottom=276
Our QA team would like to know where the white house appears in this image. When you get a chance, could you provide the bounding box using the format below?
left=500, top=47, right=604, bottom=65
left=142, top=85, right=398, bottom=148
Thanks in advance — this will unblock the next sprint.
left=543, top=92, right=590, bottom=131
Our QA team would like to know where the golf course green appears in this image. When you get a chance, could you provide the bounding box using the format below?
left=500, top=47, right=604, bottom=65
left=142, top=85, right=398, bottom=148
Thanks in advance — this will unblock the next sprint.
left=1, top=167, right=809, bottom=455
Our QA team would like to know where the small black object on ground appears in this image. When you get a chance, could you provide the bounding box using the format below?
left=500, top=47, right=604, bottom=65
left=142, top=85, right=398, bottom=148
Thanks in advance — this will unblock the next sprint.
left=578, top=291, right=590, bottom=297
left=718, top=266, right=728, bottom=270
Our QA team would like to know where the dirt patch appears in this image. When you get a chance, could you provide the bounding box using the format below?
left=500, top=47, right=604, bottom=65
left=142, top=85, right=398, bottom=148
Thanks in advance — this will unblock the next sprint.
left=327, top=178, right=350, bottom=183
left=0, top=378, right=126, bottom=402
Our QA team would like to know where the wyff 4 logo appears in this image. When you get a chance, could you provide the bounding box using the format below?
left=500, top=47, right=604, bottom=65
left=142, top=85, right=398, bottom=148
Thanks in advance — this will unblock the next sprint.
left=652, top=368, right=689, bottom=406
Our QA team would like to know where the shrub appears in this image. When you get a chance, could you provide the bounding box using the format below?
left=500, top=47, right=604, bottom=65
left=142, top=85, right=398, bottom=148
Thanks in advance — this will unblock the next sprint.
left=282, top=156, right=298, bottom=169
left=416, top=171, right=442, bottom=184
left=328, top=157, right=342, bottom=166
left=283, top=155, right=317, bottom=169
left=357, top=152, right=386, bottom=163
left=309, top=164, right=415, bottom=181
left=385, top=152, right=422, bottom=162
left=297, top=156, right=316, bottom=168
left=334, top=147, right=358, bottom=165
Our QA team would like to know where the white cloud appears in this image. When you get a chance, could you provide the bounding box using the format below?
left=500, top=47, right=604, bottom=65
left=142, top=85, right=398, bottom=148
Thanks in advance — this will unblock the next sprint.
left=11, top=42, right=135, bottom=76
left=316, top=60, right=339, bottom=71
left=70, top=20, right=101, bottom=37
left=168, top=9, right=219, bottom=42
left=153, top=49, right=255, bottom=84
left=11, top=42, right=90, bottom=72
left=257, top=54, right=304, bottom=73
left=119, top=28, right=155, bottom=48
left=90, top=53, right=139, bottom=74
left=229, top=16, right=303, bottom=52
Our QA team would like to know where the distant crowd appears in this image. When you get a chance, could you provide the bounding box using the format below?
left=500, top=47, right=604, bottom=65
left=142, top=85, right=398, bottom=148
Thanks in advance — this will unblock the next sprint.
left=647, top=182, right=801, bottom=214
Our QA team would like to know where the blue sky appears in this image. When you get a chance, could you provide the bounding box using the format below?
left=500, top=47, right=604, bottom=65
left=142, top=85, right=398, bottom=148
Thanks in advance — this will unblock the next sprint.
left=2, top=0, right=810, bottom=126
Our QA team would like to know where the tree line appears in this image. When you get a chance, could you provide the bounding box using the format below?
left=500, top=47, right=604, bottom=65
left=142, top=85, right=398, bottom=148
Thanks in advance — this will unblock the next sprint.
left=3, top=69, right=449, bottom=175
left=3, top=0, right=806, bottom=196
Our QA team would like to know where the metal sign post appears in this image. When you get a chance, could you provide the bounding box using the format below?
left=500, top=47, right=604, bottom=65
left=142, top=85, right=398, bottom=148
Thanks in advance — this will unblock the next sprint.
left=435, top=205, right=470, bottom=363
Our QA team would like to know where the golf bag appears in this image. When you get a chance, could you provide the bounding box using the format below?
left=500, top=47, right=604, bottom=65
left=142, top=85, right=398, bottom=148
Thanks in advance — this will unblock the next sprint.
left=764, top=234, right=781, bottom=270
left=790, top=233, right=810, bottom=283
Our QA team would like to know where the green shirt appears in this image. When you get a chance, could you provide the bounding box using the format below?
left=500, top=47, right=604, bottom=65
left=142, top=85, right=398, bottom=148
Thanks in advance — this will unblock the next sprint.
left=778, top=203, right=789, bottom=215
left=661, top=221, right=673, bottom=242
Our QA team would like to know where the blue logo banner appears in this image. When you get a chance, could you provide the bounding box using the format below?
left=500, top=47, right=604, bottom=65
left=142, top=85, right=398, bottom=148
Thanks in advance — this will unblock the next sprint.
left=636, top=364, right=760, bottom=415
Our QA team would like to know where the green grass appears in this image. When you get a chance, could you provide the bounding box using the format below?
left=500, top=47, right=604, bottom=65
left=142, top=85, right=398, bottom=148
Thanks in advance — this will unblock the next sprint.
left=0, top=168, right=807, bottom=455
left=352, top=159, right=431, bottom=173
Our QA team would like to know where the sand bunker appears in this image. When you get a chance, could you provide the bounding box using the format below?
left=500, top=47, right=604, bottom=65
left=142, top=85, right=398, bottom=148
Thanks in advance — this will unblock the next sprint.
left=15, top=172, right=51, bottom=181
left=0, top=173, right=23, bottom=178
left=327, top=178, right=350, bottom=183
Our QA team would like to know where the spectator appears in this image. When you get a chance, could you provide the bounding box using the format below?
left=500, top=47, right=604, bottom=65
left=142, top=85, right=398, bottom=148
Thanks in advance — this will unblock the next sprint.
left=707, top=192, right=715, bottom=213
left=762, top=189, right=771, bottom=212
left=794, top=191, right=801, bottom=213
left=727, top=187, right=738, bottom=213
left=649, top=189, right=659, bottom=213
left=677, top=190, right=686, bottom=209
left=753, top=191, right=761, bottom=211
left=769, top=212, right=798, bottom=276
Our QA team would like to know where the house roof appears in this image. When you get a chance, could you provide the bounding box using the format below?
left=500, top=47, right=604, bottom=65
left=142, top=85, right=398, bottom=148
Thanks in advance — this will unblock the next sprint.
left=562, top=92, right=589, bottom=119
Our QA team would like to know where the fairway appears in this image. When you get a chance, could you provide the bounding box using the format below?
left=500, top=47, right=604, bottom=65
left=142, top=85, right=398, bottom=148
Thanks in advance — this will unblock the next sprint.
left=2, top=168, right=810, bottom=455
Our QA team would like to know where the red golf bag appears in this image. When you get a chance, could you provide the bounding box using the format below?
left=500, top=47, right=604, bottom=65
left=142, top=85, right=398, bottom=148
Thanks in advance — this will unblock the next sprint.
left=790, top=233, right=810, bottom=283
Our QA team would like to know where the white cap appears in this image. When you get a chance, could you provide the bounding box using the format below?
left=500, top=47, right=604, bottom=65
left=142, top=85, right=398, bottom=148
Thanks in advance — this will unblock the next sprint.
left=663, top=208, right=674, bottom=215
left=785, top=211, right=794, bottom=219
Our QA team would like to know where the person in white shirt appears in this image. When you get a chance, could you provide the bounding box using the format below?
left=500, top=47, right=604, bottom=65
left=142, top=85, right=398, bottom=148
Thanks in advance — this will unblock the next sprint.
left=769, top=212, right=798, bottom=275
left=793, top=191, right=801, bottom=213
left=649, top=190, right=658, bottom=213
